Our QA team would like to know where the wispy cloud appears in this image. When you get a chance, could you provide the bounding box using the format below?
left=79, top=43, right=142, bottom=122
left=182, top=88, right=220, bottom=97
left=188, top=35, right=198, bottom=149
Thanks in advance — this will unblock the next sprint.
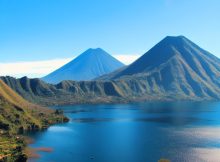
left=0, top=54, right=140, bottom=78
left=0, top=58, right=72, bottom=78
left=114, top=54, right=140, bottom=65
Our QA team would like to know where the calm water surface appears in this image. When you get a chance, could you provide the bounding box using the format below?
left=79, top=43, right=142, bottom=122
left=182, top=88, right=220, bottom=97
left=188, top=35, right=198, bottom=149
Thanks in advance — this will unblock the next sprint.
left=28, top=102, right=220, bottom=162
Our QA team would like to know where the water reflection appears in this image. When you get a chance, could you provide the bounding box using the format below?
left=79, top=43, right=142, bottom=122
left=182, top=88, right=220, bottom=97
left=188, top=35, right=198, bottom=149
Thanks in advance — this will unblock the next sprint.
left=48, top=126, right=74, bottom=132
left=28, top=102, right=220, bottom=162
left=71, top=116, right=209, bottom=126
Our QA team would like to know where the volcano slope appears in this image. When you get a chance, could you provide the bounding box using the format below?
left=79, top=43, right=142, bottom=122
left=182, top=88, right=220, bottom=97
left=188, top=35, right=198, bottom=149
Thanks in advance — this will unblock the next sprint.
left=99, top=36, right=220, bottom=100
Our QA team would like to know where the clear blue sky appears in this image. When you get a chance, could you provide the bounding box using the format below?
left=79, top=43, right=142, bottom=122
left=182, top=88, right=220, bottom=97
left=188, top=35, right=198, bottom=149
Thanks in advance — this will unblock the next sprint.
left=0, top=0, right=220, bottom=62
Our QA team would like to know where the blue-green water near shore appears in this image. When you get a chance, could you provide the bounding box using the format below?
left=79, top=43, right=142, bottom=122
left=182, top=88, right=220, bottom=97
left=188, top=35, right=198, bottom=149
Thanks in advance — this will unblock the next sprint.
left=28, top=102, right=220, bottom=162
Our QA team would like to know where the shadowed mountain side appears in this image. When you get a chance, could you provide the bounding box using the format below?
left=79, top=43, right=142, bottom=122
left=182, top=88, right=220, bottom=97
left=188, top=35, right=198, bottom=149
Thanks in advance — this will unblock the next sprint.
left=97, top=36, right=220, bottom=99
left=2, top=76, right=129, bottom=105
left=1, top=75, right=219, bottom=107
left=42, top=48, right=124, bottom=84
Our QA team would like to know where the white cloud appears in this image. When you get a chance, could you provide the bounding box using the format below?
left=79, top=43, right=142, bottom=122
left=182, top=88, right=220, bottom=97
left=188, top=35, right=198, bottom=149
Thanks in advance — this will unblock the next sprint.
left=0, top=54, right=140, bottom=78
left=114, top=54, right=140, bottom=65
left=0, top=58, right=72, bottom=78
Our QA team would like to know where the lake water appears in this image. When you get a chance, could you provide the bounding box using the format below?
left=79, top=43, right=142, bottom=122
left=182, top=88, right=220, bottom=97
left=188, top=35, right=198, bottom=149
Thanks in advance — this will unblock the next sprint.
left=28, top=102, right=220, bottom=162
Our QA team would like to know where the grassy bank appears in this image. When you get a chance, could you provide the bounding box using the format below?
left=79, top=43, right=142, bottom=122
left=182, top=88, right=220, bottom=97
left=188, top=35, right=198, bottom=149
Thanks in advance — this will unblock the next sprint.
left=0, top=80, right=69, bottom=162
left=0, top=113, right=68, bottom=162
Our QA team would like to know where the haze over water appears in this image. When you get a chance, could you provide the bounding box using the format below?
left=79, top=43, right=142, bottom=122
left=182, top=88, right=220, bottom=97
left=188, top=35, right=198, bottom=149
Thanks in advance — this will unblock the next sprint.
left=28, top=102, right=220, bottom=162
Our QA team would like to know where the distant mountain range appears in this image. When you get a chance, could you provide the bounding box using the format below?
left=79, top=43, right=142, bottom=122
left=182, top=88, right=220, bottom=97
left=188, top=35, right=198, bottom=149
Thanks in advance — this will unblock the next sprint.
left=42, top=48, right=124, bottom=84
left=2, top=36, right=220, bottom=105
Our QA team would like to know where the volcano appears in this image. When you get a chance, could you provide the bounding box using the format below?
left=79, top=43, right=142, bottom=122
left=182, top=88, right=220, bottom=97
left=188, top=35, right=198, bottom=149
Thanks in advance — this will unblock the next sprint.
left=42, top=48, right=124, bottom=84
left=99, top=36, right=220, bottom=99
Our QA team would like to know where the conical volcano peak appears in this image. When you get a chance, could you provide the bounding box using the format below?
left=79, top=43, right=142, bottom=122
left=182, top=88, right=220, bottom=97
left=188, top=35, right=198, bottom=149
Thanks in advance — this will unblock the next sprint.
left=42, top=48, right=124, bottom=83
left=164, top=35, right=186, bottom=40
left=83, top=48, right=110, bottom=56
left=101, top=35, right=220, bottom=80
left=154, top=35, right=197, bottom=55
left=87, top=47, right=103, bottom=52
left=161, top=35, right=189, bottom=46
left=86, top=47, right=108, bottom=52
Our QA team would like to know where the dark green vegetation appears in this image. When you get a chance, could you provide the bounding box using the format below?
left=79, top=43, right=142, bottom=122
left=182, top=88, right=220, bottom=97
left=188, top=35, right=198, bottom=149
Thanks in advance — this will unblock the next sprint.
left=158, top=159, right=170, bottom=162
left=0, top=80, right=68, bottom=162
left=2, top=36, right=220, bottom=106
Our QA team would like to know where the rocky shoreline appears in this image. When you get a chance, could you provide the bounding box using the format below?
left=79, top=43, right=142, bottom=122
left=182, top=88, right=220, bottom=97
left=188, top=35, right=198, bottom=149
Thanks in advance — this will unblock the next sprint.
left=0, top=116, right=69, bottom=162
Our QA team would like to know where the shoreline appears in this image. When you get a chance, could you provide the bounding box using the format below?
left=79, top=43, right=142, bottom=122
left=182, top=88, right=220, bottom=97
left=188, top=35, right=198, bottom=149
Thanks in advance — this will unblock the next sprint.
left=0, top=116, right=69, bottom=162
left=25, top=146, right=53, bottom=161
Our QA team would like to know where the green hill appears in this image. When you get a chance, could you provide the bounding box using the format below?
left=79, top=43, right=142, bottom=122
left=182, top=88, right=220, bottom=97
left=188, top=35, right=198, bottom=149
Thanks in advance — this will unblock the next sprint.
left=0, top=80, right=68, bottom=162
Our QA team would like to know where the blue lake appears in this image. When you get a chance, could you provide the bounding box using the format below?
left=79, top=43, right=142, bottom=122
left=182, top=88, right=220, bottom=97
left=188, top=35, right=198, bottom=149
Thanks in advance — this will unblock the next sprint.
left=28, top=102, right=220, bottom=162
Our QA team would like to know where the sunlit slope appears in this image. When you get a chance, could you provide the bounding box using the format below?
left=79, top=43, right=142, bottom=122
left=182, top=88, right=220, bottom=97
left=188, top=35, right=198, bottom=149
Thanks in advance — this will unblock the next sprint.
left=0, top=79, right=66, bottom=133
